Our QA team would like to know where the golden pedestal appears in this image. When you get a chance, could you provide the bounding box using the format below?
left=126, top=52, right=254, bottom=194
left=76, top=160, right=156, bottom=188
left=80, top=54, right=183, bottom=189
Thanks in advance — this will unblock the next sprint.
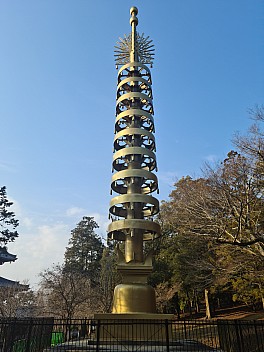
left=112, top=249, right=157, bottom=313
left=93, top=251, right=173, bottom=341
left=112, top=283, right=156, bottom=313
left=94, top=252, right=173, bottom=340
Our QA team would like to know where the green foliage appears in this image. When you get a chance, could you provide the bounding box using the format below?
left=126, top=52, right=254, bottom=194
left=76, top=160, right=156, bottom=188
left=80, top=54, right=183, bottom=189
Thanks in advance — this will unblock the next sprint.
left=229, top=254, right=264, bottom=308
left=232, top=276, right=263, bottom=307
left=0, top=186, right=19, bottom=245
left=64, top=216, right=104, bottom=284
left=151, top=229, right=217, bottom=315
left=39, top=217, right=116, bottom=316
left=149, top=259, right=172, bottom=288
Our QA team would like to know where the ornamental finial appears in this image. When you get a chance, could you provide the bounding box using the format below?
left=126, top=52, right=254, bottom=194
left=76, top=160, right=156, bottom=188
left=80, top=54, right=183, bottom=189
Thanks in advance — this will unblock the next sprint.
left=114, top=6, right=155, bottom=67
left=130, top=6, right=139, bottom=62
left=130, top=6, right=138, bottom=26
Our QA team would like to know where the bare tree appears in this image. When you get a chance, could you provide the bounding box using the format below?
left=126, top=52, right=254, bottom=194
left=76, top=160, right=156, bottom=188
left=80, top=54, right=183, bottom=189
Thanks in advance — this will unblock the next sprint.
left=234, top=105, right=264, bottom=168
left=39, top=264, right=96, bottom=319
left=161, top=151, right=264, bottom=258
left=0, top=283, right=35, bottom=317
left=98, top=247, right=121, bottom=313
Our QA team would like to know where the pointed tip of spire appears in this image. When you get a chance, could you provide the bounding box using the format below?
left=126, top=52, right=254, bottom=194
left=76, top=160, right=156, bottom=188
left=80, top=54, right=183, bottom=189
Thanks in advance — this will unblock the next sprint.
left=114, top=6, right=155, bottom=66
left=130, top=6, right=138, bottom=16
left=130, top=6, right=138, bottom=27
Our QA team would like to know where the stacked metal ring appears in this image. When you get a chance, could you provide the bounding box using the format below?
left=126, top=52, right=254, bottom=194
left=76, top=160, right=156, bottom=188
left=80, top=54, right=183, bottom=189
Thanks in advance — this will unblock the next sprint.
left=108, top=61, right=161, bottom=242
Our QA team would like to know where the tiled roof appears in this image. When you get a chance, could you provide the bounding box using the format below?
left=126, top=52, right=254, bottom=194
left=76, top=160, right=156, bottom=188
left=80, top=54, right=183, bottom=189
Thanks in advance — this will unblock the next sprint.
left=0, top=276, right=29, bottom=290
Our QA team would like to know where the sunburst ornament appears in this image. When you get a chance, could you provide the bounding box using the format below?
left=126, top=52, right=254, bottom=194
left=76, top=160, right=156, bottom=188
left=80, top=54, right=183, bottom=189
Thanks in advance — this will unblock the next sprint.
left=114, top=32, right=155, bottom=66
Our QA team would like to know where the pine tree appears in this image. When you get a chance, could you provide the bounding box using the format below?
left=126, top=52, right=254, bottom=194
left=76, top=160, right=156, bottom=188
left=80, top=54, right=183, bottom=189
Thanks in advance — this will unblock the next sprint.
left=0, top=186, right=19, bottom=246
left=64, top=216, right=104, bottom=284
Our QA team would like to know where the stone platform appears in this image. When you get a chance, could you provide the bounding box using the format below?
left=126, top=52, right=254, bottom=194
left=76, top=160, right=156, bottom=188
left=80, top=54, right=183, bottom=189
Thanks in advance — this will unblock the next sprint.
left=93, top=313, right=174, bottom=341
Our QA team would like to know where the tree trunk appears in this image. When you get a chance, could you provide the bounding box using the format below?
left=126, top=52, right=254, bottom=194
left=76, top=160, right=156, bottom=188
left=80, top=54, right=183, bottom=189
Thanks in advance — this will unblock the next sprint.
left=186, top=291, right=192, bottom=318
left=204, top=288, right=212, bottom=319
left=259, top=284, right=264, bottom=310
left=194, top=290, right=200, bottom=313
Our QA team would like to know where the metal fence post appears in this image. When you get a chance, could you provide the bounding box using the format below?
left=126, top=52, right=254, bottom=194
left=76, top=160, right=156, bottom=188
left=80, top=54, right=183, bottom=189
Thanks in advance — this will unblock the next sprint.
left=234, top=320, right=242, bottom=352
left=5, top=319, right=16, bottom=352
left=183, top=320, right=187, bottom=340
left=96, top=320, right=100, bottom=352
left=165, top=319, right=170, bottom=352
left=25, top=319, right=33, bottom=352
left=254, top=320, right=260, bottom=351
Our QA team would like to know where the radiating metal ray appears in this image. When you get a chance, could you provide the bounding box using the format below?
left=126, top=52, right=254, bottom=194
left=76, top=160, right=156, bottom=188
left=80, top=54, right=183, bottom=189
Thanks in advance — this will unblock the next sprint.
left=114, top=32, right=155, bottom=65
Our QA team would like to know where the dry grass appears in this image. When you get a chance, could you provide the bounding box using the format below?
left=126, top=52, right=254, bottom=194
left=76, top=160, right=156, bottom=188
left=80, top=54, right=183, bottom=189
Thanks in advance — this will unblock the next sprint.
left=180, top=305, right=264, bottom=321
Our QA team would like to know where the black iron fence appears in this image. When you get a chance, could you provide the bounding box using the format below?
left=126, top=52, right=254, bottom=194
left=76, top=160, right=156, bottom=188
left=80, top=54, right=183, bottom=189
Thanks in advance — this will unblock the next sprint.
left=0, top=317, right=263, bottom=352
left=0, top=317, right=54, bottom=352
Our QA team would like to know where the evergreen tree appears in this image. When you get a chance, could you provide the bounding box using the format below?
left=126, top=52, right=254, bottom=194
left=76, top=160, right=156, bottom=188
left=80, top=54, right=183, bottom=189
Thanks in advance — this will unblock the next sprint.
left=0, top=186, right=19, bottom=246
left=64, top=216, right=104, bottom=284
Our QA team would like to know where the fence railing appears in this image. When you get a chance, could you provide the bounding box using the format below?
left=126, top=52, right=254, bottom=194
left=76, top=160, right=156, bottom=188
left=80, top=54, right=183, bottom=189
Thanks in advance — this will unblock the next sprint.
left=0, top=317, right=263, bottom=352
left=0, top=317, right=54, bottom=352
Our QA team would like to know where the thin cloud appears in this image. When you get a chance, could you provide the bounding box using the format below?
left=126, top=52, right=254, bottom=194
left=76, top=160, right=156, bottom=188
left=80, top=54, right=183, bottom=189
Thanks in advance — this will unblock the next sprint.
left=1, top=223, right=70, bottom=288
left=21, top=217, right=33, bottom=228
left=204, top=154, right=218, bottom=163
left=0, top=161, right=16, bottom=173
left=66, top=207, right=86, bottom=217
left=158, top=171, right=179, bottom=186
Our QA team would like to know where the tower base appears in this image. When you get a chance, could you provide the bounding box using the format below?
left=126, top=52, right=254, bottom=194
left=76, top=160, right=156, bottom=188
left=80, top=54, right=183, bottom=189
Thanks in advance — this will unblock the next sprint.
left=93, top=313, right=174, bottom=341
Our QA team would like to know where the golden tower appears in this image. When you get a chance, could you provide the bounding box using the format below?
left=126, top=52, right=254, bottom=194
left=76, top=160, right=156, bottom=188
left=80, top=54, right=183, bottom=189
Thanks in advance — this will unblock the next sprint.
left=108, top=6, right=160, bottom=314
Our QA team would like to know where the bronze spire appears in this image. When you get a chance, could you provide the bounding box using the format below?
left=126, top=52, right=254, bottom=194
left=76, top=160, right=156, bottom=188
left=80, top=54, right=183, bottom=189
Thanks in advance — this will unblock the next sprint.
left=108, top=6, right=160, bottom=313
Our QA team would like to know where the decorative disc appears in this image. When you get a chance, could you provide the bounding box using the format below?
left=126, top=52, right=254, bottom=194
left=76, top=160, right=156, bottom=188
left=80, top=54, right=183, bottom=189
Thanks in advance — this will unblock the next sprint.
left=114, top=32, right=155, bottom=65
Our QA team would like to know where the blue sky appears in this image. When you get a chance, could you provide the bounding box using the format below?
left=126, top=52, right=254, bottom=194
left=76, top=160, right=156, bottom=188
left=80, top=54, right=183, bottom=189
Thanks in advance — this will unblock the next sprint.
left=1, top=0, right=263, bottom=287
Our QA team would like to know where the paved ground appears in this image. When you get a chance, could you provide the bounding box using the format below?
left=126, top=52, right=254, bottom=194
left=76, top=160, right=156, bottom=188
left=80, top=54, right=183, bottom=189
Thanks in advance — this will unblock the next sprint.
left=48, top=339, right=223, bottom=352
